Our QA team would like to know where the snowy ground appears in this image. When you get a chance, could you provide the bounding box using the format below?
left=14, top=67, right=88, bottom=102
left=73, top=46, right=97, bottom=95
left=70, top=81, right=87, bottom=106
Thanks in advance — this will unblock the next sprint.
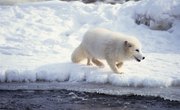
left=0, top=0, right=180, bottom=101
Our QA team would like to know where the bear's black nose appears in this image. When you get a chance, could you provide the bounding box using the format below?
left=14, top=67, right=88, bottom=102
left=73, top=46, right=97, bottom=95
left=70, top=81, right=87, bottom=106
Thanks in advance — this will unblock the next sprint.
left=142, top=57, right=145, bottom=60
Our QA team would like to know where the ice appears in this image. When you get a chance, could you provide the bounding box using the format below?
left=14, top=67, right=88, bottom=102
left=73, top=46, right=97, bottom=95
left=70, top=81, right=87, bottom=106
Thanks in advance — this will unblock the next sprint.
left=86, top=71, right=109, bottom=84
left=5, top=69, right=20, bottom=82
left=0, top=69, right=5, bottom=82
left=20, top=70, right=36, bottom=82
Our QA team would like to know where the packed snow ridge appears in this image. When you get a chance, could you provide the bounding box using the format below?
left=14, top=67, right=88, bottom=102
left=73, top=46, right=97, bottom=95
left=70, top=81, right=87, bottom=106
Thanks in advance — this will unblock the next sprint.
left=1, top=56, right=180, bottom=88
left=0, top=0, right=180, bottom=88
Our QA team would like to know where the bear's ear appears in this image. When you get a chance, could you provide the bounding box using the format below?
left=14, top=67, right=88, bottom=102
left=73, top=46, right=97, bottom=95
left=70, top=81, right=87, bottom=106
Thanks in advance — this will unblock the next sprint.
left=124, top=41, right=128, bottom=45
left=124, top=41, right=132, bottom=47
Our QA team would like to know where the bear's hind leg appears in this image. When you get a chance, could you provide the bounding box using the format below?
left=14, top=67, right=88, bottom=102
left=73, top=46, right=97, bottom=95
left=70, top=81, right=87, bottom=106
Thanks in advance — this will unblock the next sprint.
left=87, top=58, right=92, bottom=65
left=116, top=62, right=123, bottom=68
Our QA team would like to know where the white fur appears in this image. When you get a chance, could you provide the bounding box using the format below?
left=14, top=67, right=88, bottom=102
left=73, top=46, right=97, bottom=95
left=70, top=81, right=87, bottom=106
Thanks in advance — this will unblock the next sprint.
left=71, top=28, right=144, bottom=73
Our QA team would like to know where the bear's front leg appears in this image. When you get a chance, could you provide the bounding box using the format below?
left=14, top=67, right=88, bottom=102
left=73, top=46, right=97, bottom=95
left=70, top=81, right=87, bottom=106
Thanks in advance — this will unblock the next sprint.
left=106, top=58, right=122, bottom=74
left=92, top=58, right=104, bottom=68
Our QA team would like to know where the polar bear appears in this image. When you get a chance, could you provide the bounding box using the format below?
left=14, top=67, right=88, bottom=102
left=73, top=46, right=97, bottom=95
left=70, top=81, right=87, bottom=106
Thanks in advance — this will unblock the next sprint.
left=71, top=28, right=145, bottom=73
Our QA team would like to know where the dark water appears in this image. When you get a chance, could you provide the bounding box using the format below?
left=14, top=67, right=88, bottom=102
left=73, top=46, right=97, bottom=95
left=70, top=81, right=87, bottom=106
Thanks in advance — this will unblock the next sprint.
left=0, top=90, right=180, bottom=110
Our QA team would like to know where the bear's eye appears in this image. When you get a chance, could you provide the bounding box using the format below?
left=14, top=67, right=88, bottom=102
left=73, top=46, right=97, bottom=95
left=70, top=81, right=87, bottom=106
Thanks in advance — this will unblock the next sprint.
left=128, top=45, right=132, bottom=47
left=135, top=49, right=139, bottom=52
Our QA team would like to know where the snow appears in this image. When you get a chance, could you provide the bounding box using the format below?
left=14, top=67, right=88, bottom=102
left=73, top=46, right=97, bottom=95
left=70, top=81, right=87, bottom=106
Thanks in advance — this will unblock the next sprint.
left=134, top=0, right=180, bottom=30
left=0, top=0, right=47, bottom=5
left=0, top=0, right=180, bottom=100
left=1, top=53, right=179, bottom=87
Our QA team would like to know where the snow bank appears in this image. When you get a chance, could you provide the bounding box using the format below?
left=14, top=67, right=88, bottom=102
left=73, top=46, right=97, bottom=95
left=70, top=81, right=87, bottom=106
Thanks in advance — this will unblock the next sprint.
left=134, top=0, right=180, bottom=30
left=1, top=54, right=180, bottom=87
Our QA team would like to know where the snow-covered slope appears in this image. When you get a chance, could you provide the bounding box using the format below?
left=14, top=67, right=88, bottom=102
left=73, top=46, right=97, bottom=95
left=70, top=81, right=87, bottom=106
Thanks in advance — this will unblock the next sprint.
left=134, top=0, right=180, bottom=30
left=0, top=0, right=180, bottom=98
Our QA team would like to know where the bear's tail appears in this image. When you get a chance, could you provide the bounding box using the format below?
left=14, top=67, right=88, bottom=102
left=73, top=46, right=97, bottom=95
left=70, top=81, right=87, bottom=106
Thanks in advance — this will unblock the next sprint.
left=71, top=44, right=86, bottom=63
